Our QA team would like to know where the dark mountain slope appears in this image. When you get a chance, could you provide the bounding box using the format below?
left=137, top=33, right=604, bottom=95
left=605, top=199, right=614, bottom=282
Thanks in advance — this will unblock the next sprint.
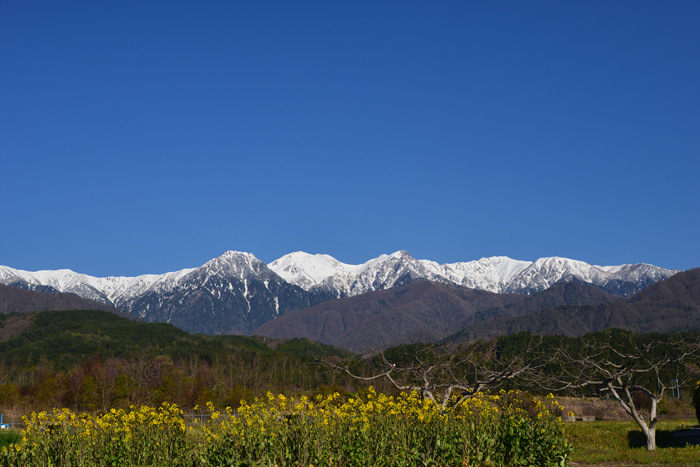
left=467, top=281, right=621, bottom=324
left=119, top=252, right=317, bottom=335
left=255, top=280, right=624, bottom=351
left=255, top=281, right=526, bottom=351
left=629, top=268, right=700, bottom=305
left=0, top=283, right=123, bottom=316
left=447, top=301, right=700, bottom=342
left=446, top=268, right=700, bottom=342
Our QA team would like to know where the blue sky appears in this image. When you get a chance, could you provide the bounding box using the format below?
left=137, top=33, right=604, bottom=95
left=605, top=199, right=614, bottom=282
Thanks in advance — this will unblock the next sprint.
left=1, top=1, right=698, bottom=276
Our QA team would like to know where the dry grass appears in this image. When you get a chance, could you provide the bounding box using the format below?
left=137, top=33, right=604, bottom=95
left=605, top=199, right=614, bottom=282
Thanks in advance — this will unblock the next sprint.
left=558, top=397, right=696, bottom=422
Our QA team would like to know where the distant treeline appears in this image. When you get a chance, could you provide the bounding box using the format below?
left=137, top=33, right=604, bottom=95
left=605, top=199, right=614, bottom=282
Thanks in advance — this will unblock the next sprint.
left=0, top=310, right=353, bottom=411
left=0, top=310, right=698, bottom=413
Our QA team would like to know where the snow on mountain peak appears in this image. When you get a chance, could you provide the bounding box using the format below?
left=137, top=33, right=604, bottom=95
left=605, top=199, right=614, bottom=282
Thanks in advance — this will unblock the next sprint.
left=0, top=250, right=680, bottom=316
left=388, top=250, right=411, bottom=258
left=268, top=251, right=678, bottom=297
left=268, top=251, right=361, bottom=290
left=201, top=251, right=268, bottom=280
left=503, top=256, right=623, bottom=293
left=217, top=250, right=259, bottom=262
left=440, top=256, right=532, bottom=292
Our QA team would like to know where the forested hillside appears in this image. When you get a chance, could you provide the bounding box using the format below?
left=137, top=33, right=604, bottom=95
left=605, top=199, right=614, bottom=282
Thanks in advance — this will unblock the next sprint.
left=0, top=309, right=348, bottom=411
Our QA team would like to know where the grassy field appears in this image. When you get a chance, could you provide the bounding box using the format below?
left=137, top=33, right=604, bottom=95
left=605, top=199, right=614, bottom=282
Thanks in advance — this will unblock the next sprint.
left=0, top=431, right=21, bottom=449
left=566, top=419, right=700, bottom=465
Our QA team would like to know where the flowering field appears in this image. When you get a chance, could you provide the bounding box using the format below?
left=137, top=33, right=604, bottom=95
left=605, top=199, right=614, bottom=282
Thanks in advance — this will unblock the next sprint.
left=0, top=388, right=570, bottom=466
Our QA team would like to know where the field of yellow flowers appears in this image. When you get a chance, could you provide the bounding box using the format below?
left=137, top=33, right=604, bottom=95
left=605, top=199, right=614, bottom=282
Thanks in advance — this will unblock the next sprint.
left=0, top=388, right=571, bottom=466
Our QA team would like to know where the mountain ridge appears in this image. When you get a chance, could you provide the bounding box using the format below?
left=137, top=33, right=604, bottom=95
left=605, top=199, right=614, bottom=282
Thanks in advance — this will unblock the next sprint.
left=269, top=251, right=676, bottom=297
left=253, top=280, right=625, bottom=351
left=0, top=250, right=679, bottom=335
left=0, top=283, right=125, bottom=317
left=443, top=268, right=700, bottom=343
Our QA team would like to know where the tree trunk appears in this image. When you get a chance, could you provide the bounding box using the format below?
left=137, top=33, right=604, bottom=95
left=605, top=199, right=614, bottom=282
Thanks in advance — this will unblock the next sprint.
left=612, top=384, right=658, bottom=451
left=647, top=396, right=659, bottom=451
left=643, top=426, right=656, bottom=451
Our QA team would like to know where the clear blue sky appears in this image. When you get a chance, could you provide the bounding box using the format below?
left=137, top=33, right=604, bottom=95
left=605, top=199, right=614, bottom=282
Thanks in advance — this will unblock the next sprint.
left=1, top=1, right=698, bottom=276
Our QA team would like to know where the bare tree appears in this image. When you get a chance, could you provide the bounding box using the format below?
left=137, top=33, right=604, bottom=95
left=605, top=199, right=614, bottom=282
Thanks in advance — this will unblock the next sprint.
left=540, top=334, right=700, bottom=451
left=327, top=340, right=539, bottom=410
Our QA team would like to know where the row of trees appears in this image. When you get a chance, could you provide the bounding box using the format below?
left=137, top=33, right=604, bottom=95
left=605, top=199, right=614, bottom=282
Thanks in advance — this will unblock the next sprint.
left=0, top=351, right=349, bottom=413
left=332, top=330, right=700, bottom=451
left=2, top=328, right=699, bottom=451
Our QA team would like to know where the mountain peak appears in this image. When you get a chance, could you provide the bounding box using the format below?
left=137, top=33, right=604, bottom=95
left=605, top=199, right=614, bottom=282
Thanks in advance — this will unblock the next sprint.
left=269, top=251, right=354, bottom=289
left=218, top=250, right=258, bottom=260
left=531, top=256, right=588, bottom=267
left=389, top=250, right=412, bottom=258
left=200, top=251, right=268, bottom=280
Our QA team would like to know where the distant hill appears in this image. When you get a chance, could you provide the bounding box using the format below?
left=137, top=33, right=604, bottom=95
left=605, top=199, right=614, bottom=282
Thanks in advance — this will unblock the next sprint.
left=444, top=268, right=700, bottom=342
left=253, top=280, right=622, bottom=351
left=0, top=283, right=124, bottom=315
left=629, top=268, right=700, bottom=305
left=465, top=281, right=621, bottom=325
left=0, top=309, right=348, bottom=368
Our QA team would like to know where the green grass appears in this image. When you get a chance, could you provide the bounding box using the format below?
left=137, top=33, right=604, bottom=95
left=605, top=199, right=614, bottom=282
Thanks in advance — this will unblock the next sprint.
left=0, top=430, right=21, bottom=448
left=566, top=419, right=700, bottom=465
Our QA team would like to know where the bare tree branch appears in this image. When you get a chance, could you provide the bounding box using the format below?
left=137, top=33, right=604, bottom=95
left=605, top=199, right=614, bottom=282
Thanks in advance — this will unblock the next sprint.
left=325, top=338, right=542, bottom=410
left=534, top=333, right=700, bottom=451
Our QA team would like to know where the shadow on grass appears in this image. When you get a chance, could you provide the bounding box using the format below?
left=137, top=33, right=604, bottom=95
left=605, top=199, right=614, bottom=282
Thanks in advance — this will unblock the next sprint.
left=628, top=429, right=700, bottom=449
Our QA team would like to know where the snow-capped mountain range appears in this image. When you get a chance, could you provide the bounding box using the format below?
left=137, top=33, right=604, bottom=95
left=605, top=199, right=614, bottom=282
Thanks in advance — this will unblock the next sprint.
left=0, top=251, right=678, bottom=334
left=269, top=251, right=675, bottom=297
